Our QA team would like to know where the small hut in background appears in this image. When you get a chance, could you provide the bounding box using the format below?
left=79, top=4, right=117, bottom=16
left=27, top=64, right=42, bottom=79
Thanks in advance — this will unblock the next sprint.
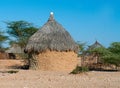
left=0, top=48, right=8, bottom=59
left=6, top=44, right=23, bottom=59
left=25, top=12, right=79, bottom=72
left=81, top=41, right=103, bottom=67
left=88, top=41, right=103, bottom=50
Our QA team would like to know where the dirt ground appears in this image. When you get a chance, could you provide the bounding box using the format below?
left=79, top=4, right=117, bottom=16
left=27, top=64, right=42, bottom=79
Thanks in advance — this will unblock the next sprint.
left=0, top=60, right=120, bottom=88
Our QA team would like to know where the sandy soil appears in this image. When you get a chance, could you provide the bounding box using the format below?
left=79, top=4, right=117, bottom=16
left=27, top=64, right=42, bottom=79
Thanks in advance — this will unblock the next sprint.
left=0, top=60, right=120, bottom=88
left=0, top=60, right=25, bottom=69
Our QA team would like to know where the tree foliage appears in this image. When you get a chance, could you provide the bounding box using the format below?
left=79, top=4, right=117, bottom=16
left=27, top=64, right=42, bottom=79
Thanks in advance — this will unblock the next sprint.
left=88, top=47, right=110, bottom=56
left=6, top=20, right=38, bottom=48
left=108, top=42, right=120, bottom=54
left=0, top=31, right=8, bottom=48
left=76, top=41, right=86, bottom=56
left=102, top=42, right=120, bottom=67
left=102, top=54, right=120, bottom=67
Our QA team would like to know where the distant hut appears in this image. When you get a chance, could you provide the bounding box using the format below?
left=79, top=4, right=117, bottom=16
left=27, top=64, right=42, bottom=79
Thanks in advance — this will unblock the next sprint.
left=88, top=41, right=103, bottom=50
left=0, top=47, right=4, bottom=53
left=6, top=44, right=23, bottom=59
left=81, top=41, right=104, bottom=67
left=0, top=47, right=8, bottom=59
left=25, top=12, right=79, bottom=72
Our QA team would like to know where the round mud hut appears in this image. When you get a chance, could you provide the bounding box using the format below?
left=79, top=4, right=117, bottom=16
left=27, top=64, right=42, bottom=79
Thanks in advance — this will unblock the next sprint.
left=25, top=12, right=79, bottom=72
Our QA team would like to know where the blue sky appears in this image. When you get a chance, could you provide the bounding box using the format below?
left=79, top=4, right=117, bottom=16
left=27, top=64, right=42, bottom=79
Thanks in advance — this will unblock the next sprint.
left=0, top=0, right=120, bottom=47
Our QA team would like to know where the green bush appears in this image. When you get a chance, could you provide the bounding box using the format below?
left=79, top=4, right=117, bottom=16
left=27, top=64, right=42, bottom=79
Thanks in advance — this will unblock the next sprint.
left=70, top=66, right=89, bottom=74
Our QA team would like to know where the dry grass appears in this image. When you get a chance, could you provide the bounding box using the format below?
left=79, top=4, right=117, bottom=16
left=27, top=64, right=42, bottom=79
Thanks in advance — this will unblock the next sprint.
left=25, top=14, right=78, bottom=53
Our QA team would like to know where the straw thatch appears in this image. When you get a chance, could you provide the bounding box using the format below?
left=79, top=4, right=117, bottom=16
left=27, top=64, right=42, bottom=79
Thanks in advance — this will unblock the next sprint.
left=25, top=13, right=78, bottom=53
left=5, top=44, right=24, bottom=59
left=25, top=12, right=78, bottom=71
left=88, top=41, right=103, bottom=50
left=6, top=44, right=23, bottom=54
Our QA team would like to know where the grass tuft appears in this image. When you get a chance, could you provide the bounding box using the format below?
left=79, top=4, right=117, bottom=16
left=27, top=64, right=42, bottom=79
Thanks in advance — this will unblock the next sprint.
left=70, top=66, right=89, bottom=74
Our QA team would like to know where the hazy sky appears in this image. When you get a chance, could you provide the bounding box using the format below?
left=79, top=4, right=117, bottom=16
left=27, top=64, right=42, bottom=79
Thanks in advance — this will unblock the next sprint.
left=0, top=0, right=120, bottom=47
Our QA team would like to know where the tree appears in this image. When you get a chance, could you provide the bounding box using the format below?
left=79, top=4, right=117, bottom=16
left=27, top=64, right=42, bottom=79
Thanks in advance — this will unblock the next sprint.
left=0, top=31, right=8, bottom=48
left=76, top=41, right=86, bottom=56
left=6, top=20, right=38, bottom=48
left=102, top=54, right=120, bottom=67
left=108, top=42, right=120, bottom=54
left=100, top=42, right=120, bottom=69
left=86, top=47, right=110, bottom=64
left=88, top=47, right=110, bottom=56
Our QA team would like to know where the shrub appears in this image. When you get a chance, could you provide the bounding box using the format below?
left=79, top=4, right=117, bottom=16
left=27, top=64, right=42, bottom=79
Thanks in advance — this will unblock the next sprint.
left=70, top=66, right=89, bottom=74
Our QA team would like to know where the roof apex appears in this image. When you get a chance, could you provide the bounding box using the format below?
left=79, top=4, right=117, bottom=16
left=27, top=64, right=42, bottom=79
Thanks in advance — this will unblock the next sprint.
left=48, top=12, right=54, bottom=21
left=88, top=41, right=103, bottom=50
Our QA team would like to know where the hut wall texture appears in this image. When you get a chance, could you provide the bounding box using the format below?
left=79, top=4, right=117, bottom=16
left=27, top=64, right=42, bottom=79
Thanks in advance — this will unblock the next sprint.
left=0, top=52, right=8, bottom=59
left=81, top=55, right=98, bottom=67
left=30, top=50, right=78, bottom=72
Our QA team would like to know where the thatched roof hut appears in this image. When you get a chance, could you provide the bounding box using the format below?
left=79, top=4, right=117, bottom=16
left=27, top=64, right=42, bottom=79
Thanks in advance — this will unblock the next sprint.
left=6, top=44, right=23, bottom=54
left=25, top=12, right=78, bottom=53
left=0, top=47, right=7, bottom=59
left=6, top=44, right=24, bottom=59
left=88, top=41, right=103, bottom=50
left=25, top=12, right=79, bottom=72
left=0, top=47, right=4, bottom=53
left=81, top=41, right=104, bottom=67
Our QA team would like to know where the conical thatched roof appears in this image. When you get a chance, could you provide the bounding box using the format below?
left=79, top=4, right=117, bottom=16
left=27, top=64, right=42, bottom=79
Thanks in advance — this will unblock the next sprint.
left=88, top=41, right=103, bottom=50
left=6, top=44, right=23, bottom=53
left=25, top=12, right=78, bottom=53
